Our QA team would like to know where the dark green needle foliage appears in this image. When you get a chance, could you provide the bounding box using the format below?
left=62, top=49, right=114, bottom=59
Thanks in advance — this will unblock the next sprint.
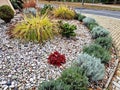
left=83, top=44, right=111, bottom=63
left=38, top=80, right=70, bottom=90
left=95, top=36, right=112, bottom=50
left=59, top=66, right=88, bottom=90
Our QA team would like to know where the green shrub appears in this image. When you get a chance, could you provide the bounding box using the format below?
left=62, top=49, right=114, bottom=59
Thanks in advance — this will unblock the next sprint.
left=87, top=22, right=98, bottom=31
left=53, top=5, right=75, bottom=19
left=0, top=5, right=14, bottom=23
left=77, top=53, right=105, bottom=81
left=9, top=15, right=58, bottom=42
left=38, top=80, right=70, bottom=90
left=40, top=4, right=53, bottom=15
left=10, top=0, right=23, bottom=10
left=59, top=21, right=77, bottom=38
left=83, top=44, right=111, bottom=63
left=91, top=26, right=109, bottom=39
left=95, top=37, right=112, bottom=50
left=59, top=66, right=88, bottom=90
left=83, top=17, right=96, bottom=26
left=74, top=13, right=86, bottom=21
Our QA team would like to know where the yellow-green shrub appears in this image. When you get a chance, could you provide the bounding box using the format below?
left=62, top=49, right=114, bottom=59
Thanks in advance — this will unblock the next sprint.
left=53, top=5, right=75, bottom=19
left=9, top=14, right=58, bottom=43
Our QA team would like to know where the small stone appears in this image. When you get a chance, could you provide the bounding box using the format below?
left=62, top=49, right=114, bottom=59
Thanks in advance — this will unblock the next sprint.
left=8, top=74, right=12, bottom=78
left=117, top=80, right=120, bottom=85
left=113, top=81, right=120, bottom=88
left=30, top=78, right=34, bottom=82
left=116, top=71, right=120, bottom=77
left=116, top=76, right=120, bottom=81
left=0, top=81, right=6, bottom=85
left=9, top=84, right=15, bottom=88
left=116, top=87, right=120, bottom=90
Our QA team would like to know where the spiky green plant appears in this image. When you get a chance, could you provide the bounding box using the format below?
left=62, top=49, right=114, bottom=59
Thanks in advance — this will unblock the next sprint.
left=83, top=44, right=111, bottom=63
left=9, top=14, right=58, bottom=43
left=77, top=53, right=105, bottom=81
left=53, top=5, right=75, bottom=19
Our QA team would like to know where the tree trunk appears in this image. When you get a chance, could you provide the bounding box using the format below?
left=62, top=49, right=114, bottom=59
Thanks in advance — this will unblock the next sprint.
left=114, top=0, right=117, bottom=4
left=82, top=0, right=84, bottom=5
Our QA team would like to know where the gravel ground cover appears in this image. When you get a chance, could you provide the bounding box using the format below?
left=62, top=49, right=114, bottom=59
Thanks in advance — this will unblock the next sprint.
left=0, top=13, right=119, bottom=90
left=0, top=14, right=92, bottom=89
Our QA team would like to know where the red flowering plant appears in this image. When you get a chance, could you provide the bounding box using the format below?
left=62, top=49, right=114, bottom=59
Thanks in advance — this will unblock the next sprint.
left=48, top=51, right=66, bottom=67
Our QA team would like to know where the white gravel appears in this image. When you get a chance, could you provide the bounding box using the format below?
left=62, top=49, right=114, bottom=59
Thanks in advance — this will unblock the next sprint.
left=0, top=15, right=92, bottom=89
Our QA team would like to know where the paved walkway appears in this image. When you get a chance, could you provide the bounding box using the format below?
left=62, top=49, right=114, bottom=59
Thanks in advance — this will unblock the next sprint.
left=83, top=13, right=120, bottom=90
left=75, top=8, right=120, bottom=19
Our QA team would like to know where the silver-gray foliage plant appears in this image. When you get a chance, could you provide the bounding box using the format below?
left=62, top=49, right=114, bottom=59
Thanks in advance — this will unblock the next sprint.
left=77, top=53, right=105, bottom=81
left=82, top=17, right=96, bottom=25
left=91, top=26, right=109, bottom=39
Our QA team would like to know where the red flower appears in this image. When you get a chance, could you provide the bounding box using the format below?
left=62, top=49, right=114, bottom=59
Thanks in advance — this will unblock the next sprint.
left=48, top=51, right=66, bottom=67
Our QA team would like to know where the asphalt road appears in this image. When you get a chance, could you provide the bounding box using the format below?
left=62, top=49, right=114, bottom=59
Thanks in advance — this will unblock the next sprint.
left=75, top=8, right=120, bottom=19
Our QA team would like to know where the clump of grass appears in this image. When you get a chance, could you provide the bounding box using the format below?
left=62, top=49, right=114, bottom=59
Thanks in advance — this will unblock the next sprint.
left=9, top=14, right=58, bottom=43
left=53, top=5, right=75, bottom=19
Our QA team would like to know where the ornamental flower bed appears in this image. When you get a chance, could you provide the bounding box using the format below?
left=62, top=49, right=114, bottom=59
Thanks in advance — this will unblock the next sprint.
left=0, top=4, right=119, bottom=90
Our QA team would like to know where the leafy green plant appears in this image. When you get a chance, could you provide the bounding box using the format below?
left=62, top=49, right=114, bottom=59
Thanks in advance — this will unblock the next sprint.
left=9, top=14, right=58, bottom=42
left=87, top=22, right=98, bottom=31
left=0, top=5, right=14, bottom=23
left=83, top=17, right=96, bottom=26
left=10, top=0, right=23, bottom=10
left=40, top=4, right=53, bottom=15
left=59, top=21, right=77, bottom=38
left=53, top=5, right=75, bottom=19
left=83, top=44, right=111, bottom=63
left=59, top=66, right=88, bottom=90
left=95, top=37, right=112, bottom=50
left=91, top=26, right=109, bottom=39
left=77, top=53, right=105, bottom=81
left=38, top=80, right=70, bottom=90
